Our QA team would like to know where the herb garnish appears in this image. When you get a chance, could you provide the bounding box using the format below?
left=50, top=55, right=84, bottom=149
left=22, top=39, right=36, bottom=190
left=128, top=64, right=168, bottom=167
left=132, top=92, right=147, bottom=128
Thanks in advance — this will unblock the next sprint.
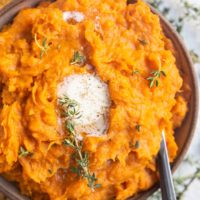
left=135, top=141, right=140, bottom=149
left=59, top=96, right=81, bottom=119
left=132, top=69, right=140, bottom=75
left=129, top=141, right=140, bottom=149
left=70, top=51, right=86, bottom=66
left=34, top=33, right=49, bottom=59
left=136, top=124, right=141, bottom=132
left=18, top=146, right=30, bottom=158
left=59, top=95, right=101, bottom=191
left=138, top=38, right=148, bottom=45
left=146, top=70, right=166, bottom=88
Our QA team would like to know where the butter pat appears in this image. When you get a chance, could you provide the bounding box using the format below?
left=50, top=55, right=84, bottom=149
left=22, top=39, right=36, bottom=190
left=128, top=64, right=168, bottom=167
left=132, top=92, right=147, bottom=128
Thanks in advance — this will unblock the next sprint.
left=57, top=74, right=110, bottom=137
left=63, top=11, right=85, bottom=23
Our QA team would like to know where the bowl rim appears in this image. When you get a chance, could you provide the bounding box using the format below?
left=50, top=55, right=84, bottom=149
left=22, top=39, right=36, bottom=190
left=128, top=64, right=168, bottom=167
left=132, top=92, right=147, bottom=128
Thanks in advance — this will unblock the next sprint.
left=0, top=1, right=199, bottom=200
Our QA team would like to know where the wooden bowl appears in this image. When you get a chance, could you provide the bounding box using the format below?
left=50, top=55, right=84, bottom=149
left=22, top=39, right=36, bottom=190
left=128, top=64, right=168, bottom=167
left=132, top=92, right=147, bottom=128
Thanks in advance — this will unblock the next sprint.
left=0, top=0, right=198, bottom=200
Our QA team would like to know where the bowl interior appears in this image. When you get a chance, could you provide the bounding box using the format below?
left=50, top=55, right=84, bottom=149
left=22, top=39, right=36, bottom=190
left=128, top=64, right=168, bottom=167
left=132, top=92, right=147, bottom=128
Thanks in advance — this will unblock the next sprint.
left=0, top=1, right=198, bottom=200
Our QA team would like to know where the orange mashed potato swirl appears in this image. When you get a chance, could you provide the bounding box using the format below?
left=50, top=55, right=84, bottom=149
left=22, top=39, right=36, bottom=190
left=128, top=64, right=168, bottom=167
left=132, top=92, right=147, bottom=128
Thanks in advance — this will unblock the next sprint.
left=0, top=0, right=188, bottom=199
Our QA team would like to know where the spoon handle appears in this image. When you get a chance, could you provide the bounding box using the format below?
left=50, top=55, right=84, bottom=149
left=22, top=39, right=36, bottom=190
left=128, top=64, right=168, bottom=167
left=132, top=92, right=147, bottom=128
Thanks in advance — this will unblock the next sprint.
left=0, top=176, right=29, bottom=200
left=157, top=130, right=177, bottom=200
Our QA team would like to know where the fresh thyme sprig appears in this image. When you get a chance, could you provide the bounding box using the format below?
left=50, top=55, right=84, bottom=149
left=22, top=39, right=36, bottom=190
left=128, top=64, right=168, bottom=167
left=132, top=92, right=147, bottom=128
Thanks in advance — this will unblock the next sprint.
left=70, top=51, right=86, bottom=66
left=132, top=69, right=140, bottom=75
left=129, top=141, right=140, bottom=149
left=59, top=96, right=81, bottom=120
left=59, top=95, right=101, bottom=191
left=146, top=70, right=166, bottom=88
left=18, top=146, right=31, bottom=158
left=34, top=33, right=49, bottom=59
left=138, top=38, right=148, bottom=45
left=136, top=124, right=141, bottom=132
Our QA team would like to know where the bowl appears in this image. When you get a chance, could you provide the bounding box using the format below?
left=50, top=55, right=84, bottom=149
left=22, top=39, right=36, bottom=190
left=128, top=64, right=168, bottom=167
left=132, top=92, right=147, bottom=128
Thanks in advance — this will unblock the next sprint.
left=0, top=0, right=198, bottom=200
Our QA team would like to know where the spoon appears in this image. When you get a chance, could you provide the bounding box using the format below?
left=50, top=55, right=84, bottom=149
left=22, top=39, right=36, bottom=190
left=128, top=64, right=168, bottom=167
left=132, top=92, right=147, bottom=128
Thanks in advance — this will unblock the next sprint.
left=157, top=130, right=177, bottom=200
left=0, top=176, right=29, bottom=200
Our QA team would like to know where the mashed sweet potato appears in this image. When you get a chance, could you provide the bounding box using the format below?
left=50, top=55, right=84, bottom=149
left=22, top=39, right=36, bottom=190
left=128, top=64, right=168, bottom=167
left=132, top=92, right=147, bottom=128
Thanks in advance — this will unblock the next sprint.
left=0, top=0, right=188, bottom=199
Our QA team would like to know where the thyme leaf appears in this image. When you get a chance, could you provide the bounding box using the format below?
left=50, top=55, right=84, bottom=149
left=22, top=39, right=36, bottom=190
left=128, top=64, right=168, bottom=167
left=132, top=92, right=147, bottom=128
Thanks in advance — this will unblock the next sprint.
left=18, top=146, right=30, bottom=158
left=132, top=69, right=140, bottom=75
left=138, top=38, right=148, bottom=45
left=129, top=141, right=140, bottom=149
left=146, top=70, right=166, bottom=88
left=34, top=33, right=49, bottom=59
left=59, top=95, right=81, bottom=120
left=59, top=95, right=100, bottom=191
left=136, top=124, right=141, bottom=132
left=70, top=51, right=86, bottom=66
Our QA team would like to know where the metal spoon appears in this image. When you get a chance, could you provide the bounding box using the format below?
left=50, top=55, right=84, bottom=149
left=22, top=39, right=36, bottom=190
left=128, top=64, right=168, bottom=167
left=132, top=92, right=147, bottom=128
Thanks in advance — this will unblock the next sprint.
left=157, top=130, right=177, bottom=200
left=0, top=176, right=29, bottom=200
